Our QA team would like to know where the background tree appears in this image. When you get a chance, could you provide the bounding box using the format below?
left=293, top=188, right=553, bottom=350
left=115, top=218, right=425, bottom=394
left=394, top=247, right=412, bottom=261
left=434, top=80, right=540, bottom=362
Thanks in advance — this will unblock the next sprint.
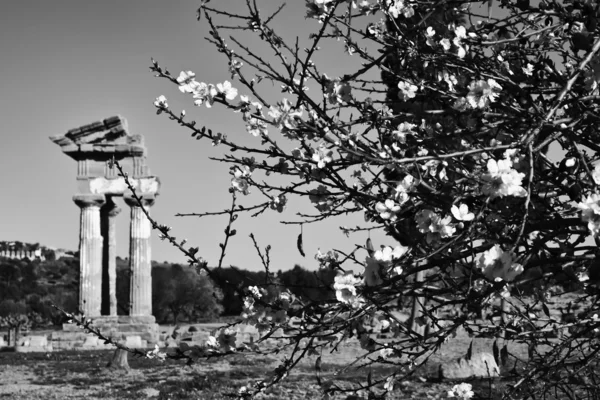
left=0, top=300, right=31, bottom=346
left=152, top=263, right=223, bottom=323
left=277, top=264, right=335, bottom=302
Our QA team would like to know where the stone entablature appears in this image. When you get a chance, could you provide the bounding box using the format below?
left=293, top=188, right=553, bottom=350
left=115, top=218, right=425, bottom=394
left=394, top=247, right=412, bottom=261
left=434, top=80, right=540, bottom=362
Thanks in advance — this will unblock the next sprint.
left=50, top=116, right=160, bottom=344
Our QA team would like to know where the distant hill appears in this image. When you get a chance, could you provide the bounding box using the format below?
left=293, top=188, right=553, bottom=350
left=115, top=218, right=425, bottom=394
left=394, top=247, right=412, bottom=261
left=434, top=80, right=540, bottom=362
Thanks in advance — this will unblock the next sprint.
left=0, top=241, right=76, bottom=262
left=0, top=242, right=335, bottom=324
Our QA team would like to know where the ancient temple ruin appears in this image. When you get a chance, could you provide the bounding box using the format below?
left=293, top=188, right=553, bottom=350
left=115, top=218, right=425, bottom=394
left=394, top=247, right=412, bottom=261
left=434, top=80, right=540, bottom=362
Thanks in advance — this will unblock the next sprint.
left=49, top=116, right=160, bottom=345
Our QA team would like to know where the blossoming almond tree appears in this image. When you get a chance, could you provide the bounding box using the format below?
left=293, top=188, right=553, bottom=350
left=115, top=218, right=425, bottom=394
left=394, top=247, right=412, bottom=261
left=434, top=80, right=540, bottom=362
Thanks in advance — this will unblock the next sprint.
left=69, top=0, right=600, bottom=398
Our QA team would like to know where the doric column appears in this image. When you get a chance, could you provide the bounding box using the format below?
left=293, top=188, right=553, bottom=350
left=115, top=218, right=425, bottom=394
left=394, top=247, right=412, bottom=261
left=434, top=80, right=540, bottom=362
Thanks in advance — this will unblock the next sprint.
left=73, top=194, right=106, bottom=317
left=124, top=194, right=155, bottom=317
left=101, top=198, right=121, bottom=316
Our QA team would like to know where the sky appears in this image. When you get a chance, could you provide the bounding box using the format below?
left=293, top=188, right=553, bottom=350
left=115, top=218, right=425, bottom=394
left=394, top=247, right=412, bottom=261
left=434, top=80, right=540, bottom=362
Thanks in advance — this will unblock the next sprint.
left=0, top=0, right=393, bottom=271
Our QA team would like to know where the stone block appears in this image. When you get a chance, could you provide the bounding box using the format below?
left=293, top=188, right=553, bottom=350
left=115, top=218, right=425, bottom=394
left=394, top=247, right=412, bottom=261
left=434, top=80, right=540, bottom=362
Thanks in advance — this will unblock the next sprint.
left=103, top=116, right=125, bottom=129
left=439, top=352, right=500, bottom=380
left=138, top=388, right=160, bottom=398
left=16, top=335, right=53, bottom=353
left=52, top=330, right=90, bottom=341
left=79, top=121, right=105, bottom=135
left=28, top=335, right=48, bottom=347
left=119, top=315, right=156, bottom=324
left=61, top=144, right=79, bottom=153
left=93, top=316, right=120, bottom=325
left=0, top=335, right=6, bottom=347
left=105, top=127, right=127, bottom=141
left=65, top=127, right=83, bottom=137
left=128, top=145, right=146, bottom=156
left=81, top=336, right=100, bottom=347
left=95, top=144, right=117, bottom=152
left=115, top=144, right=133, bottom=153
left=50, top=135, right=73, bottom=146
left=125, top=335, right=144, bottom=349
left=76, top=130, right=109, bottom=145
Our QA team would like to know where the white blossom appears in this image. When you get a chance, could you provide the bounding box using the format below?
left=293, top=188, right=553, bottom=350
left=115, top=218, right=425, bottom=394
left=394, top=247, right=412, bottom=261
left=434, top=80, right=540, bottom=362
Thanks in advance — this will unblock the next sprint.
left=482, top=158, right=527, bottom=198
left=477, top=244, right=523, bottom=282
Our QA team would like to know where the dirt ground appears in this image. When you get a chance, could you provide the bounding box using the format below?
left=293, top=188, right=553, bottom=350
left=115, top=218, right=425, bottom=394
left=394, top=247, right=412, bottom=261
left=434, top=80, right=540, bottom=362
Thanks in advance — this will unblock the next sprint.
left=0, top=332, right=527, bottom=400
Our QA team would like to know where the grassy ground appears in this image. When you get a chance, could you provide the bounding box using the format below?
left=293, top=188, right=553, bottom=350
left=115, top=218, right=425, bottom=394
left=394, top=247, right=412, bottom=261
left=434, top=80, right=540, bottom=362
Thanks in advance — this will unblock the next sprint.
left=0, top=334, right=530, bottom=400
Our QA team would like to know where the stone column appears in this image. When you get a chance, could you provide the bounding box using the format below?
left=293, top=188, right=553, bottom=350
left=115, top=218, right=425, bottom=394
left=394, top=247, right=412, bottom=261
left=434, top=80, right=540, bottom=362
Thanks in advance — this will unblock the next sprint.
left=73, top=194, right=106, bottom=317
left=101, top=198, right=121, bottom=316
left=124, top=194, right=155, bottom=317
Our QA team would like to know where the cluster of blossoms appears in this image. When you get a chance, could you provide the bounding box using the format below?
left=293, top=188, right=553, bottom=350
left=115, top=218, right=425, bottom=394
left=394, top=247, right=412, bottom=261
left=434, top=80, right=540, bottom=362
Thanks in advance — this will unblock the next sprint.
left=466, top=79, right=502, bottom=109
left=312, top=145, right=334, bottom=169
left=477, top=244, right=524, bottom=283
left=323, top=76, right=352, bottom=104
left=397, top=81, right=418, bottom=101
left=416, top=209, right=456, bottom=243
left=305, top=0, right=335, bottom=20
left=592, top=163, right=600, bottom=185
left=375, top=175, right=414, bottom=222
left=176, top=71, right=238, bottom=108
left=206, top=327, right=239, bottom=353
left=269, top=194, right=288, bottom=213
left=315, top=249, right=339, bottom=268
left=234, top=95, right=269, bottom=137
left=177, top=71, right=284, bottom=140
left=306, top=0, right=372, bottom=20
left=364, top=244, right=408, bottom=286
left=153, top=95, right=168, bottom=110
left=375, top=199, right=401, bottom=221
left=394, top=174, right=415, bottom=202
left=453, top=78, right=502, bottom=111
left=448, top=382, right=474, bottom=399
left=145, top=344, right=167, bottom=361
left=268, top=99, right=304, bottom=139
left=309, top=185, right=335, bottom=212
left=481, top=156, right=527, bottom=198
left=385, top=0, right=414, bottom=18
left=333, top=272, right=363, bottom=307
left=425, top=25, right=474, bottom=59
left=578, top=193, right=600, bottom=237
left=450, top=203, right=475, bottom=222
left=241, top=287, right=292, bottom=332
left=231, top=166, right=253, bottom=195
left=392, top=122, right=418, bottom=144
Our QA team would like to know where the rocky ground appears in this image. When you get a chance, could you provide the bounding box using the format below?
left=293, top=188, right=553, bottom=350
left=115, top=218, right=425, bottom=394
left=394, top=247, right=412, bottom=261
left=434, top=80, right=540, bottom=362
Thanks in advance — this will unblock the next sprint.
left=0, top=315, right=595, bottom=399
left=0, top=326, right=529, bottom=400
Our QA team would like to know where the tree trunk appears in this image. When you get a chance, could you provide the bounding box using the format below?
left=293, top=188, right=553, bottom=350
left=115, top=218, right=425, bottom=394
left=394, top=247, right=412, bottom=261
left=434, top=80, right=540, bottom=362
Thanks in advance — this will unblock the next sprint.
left=500, top=298, right=510, bottom=340
left=409, top=270, right=427, bottom=336
left=106, top=348, right=131, bottom=372
left=7, top=327, right=16, bottom=347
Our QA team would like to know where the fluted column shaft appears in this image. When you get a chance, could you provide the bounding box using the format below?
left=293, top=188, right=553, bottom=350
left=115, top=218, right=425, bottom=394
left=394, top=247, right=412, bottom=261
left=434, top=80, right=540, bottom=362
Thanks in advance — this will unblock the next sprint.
left=74, top=194, right=106, bottom=317
left=125, top=194, right=155, bottom=316
left=102, top=198, right=121, bottom=316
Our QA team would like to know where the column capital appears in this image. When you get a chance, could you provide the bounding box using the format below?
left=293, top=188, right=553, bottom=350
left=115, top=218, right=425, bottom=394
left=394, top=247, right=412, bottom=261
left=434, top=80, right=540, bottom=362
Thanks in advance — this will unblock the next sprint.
left=124, top=193, right=156, bottom=208
left=73, top=194, right=106, bottom=209
left=104, top=197, right=122, bottom=217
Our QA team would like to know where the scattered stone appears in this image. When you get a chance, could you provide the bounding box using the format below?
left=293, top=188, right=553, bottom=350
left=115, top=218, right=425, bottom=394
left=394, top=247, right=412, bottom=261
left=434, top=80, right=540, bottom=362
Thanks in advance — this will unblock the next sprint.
left=16, top=335, right=53, bottom=353
left=139, top=388, right=160, bottom=398
left=81, top=336, right=100, bottom=347
left=29, top=336, right=48, bottom=347
left=125, top=335, right=143, bottom=349
left=439, top=352, right=500, bottom=380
